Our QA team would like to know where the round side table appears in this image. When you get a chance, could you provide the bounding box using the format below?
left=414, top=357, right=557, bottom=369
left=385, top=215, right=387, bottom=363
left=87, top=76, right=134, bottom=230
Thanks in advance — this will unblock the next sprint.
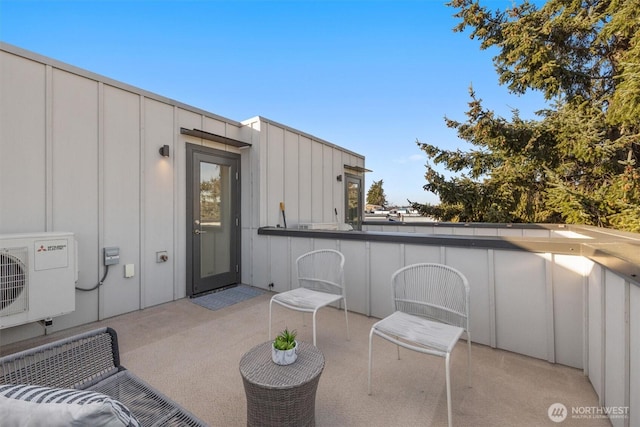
left=239, top=341, right=324, bottom=427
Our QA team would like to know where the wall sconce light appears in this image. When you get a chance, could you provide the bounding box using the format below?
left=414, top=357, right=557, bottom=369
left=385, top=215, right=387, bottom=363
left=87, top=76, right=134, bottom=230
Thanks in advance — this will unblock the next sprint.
left=159, top=145, right=170, bottom=157
left=336, top=174, right=343, bottom=182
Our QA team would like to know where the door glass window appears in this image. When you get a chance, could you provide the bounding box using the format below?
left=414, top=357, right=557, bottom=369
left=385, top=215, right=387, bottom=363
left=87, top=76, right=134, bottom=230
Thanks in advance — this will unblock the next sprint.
left=199, top=162, right=231, bottom=278
left=346, top=175, right=362, bottom=230
left=187, top=145, right=239, bottom=297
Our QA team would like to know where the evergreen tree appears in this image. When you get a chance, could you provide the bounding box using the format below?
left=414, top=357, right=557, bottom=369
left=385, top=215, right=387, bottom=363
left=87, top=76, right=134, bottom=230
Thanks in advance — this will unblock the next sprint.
left=367, top=180, right=389, bottom=207
left=412, top=0, right=640, bottom=232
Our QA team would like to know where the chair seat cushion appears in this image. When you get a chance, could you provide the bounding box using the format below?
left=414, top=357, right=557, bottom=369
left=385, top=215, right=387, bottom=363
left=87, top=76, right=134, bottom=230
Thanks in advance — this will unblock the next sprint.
left=372, top=311, right=464, bottom=354
left=0, top=384, right=140, bottom=427
left=271, top=287, right=343, bottom=310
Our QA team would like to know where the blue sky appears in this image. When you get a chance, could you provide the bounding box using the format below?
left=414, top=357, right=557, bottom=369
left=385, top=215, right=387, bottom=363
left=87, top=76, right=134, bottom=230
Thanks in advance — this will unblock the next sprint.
left=0, top=0, right=547, bottom=206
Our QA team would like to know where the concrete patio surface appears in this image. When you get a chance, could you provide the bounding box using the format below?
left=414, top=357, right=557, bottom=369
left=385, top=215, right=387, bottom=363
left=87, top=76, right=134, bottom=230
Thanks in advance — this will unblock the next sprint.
left=0, top=290, right=610, bottom=426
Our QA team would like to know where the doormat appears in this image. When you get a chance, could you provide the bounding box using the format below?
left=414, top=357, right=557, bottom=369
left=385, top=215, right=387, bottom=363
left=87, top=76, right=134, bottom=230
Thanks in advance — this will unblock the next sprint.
left=190, top=285, right=265, bottom=311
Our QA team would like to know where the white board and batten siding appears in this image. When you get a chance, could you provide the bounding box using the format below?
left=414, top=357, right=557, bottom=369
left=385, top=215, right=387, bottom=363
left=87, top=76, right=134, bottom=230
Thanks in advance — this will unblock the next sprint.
left=1, top=43, right=366, bottom=344
left=240, top=117, right=365, bottom=291
left=586, top=265, right=639, bottom=427
left=0, top=44, right=251, bottom=342
left=241, top=117, right=364, bottom=229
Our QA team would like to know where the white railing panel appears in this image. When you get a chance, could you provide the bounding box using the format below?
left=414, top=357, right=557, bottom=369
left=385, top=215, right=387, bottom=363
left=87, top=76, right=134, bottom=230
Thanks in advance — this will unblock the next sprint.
left=339, top=240, right=369, bottom=315
left=552, top=254, right=589, bottom=369
left=604, top=270, right=627, bottom=427
left=368, top=242, right=403, bottom=318
left=494, top=250, right=548, bottom=360
left=630, top=284, right=639, bottom=427
left=269, top=237, right=290, bottom=292
left=251, top=234, right=270, bottom=289
left=312, top=238, right=339, bottom=252
left=445, top=247, right=492, bottom=347
left=404, top=244, right=442, bottom=265
left=290, top=236, right=314, bottom=271
left=588, top=263, right=604, bottom=404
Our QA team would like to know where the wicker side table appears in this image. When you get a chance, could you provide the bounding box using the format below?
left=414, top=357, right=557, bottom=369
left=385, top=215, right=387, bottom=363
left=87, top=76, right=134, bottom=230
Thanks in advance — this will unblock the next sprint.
left=239, top=341, right=325, bottom=427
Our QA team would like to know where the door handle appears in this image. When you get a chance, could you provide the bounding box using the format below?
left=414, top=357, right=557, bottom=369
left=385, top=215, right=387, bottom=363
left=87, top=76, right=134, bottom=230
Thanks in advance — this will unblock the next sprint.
left=194, top=229, right=207, bottom=235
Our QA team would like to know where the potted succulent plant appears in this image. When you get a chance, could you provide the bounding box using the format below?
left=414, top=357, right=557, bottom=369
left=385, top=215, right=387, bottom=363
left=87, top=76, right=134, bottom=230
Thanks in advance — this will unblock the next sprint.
left=272, top=328, right=298, bottom=365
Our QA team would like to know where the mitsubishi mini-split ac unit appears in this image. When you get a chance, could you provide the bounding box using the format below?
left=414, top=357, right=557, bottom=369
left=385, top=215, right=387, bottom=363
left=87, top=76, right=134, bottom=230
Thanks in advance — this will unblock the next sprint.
left=0, top=232, right=77, bottom=329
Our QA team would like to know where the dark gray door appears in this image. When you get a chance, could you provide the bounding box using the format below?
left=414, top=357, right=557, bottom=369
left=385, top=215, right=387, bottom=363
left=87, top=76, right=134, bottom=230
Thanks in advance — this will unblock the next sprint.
left=186, top=144, right=240, bottom=296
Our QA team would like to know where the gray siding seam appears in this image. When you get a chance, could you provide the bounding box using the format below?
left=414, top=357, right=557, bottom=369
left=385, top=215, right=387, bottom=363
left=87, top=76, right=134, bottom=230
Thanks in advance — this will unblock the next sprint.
left=139, top=95, right=146, bottom=309
left=45, top=64, right=53, bottom=231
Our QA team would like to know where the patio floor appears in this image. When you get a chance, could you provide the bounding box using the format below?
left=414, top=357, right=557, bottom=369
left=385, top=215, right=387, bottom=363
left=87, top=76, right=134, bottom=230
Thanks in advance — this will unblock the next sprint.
left=0, top=290, right=610, bottom=426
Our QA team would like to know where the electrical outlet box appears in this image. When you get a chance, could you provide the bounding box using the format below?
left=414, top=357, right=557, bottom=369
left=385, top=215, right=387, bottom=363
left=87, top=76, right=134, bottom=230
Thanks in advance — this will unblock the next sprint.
left=104, top=247, right=120, bottom=266
left=156, top=251, right=168, bottom=263
left=124, top=264, right=135, bottom=278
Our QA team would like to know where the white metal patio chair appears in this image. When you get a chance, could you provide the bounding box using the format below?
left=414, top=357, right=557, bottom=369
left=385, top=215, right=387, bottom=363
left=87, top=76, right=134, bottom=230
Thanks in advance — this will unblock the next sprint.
left=269, top=249, right=349, bottom=346
left=368, top=263, right=471, bottom=427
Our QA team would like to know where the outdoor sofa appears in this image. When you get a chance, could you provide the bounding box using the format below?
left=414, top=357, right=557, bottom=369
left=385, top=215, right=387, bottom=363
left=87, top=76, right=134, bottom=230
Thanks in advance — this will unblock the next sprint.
left=0, top=327, right=207, bottom=426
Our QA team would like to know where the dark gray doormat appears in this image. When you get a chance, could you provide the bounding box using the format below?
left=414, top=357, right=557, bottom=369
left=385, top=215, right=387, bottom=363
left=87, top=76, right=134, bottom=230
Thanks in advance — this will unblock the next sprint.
left=190, top=285, right=265, bottom=311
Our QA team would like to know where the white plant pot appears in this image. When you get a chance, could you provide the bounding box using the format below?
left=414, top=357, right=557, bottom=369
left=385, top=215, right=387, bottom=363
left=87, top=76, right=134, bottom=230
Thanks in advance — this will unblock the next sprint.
left=272, top=340, right=298, bottom=365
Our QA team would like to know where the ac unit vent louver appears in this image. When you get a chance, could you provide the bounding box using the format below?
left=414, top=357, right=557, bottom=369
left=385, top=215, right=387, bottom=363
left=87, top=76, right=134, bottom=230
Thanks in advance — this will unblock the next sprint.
left=0, top=248, right=28, bottom=316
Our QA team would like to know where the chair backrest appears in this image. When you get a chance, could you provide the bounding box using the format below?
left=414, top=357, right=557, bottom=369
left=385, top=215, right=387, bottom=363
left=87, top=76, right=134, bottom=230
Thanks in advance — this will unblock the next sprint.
left=0, top=327, right=121, bottom=390
left=296, top=249, right=345, bottom=296
left=391, top=263, right=470, bottom=331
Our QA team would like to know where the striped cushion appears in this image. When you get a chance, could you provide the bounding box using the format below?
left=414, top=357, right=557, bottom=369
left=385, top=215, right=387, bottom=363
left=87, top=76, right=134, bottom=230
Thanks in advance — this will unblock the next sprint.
left=0, top=384, right=140, bottom=427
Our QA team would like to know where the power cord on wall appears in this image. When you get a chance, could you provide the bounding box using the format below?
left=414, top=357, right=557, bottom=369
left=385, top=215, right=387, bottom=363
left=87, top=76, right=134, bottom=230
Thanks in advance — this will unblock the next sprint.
left=75, top=265, right=110, bottom=292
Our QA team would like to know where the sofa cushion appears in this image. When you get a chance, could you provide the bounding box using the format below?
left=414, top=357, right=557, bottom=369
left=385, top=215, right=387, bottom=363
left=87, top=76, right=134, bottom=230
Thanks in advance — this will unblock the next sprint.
left=0, top=384, right=140, bottom=427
